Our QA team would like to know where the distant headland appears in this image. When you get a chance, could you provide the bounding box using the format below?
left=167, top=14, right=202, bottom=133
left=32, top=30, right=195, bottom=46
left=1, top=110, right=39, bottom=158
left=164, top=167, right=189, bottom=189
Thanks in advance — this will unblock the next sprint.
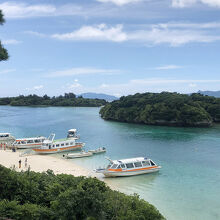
left=0, top=93, right=107, bottom=107
left=100, top=92, right=220, bottom=127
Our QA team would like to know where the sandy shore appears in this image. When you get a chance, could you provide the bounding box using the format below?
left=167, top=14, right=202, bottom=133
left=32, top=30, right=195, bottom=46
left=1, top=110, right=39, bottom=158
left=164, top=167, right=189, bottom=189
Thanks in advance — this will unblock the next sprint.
left=0, top=149, right=101, bottom=178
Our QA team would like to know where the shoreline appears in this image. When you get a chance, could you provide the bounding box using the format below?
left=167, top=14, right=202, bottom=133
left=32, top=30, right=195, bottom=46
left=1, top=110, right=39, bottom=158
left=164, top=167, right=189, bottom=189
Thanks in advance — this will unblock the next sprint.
left=0, top=149, right=101, bottom=178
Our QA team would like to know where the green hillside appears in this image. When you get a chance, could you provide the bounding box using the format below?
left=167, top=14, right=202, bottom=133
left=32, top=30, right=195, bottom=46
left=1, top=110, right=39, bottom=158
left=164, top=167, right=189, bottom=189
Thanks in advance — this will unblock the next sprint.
left=0, top=165, right=164, bottom=220
left=100, top=92, right=220, bottom=127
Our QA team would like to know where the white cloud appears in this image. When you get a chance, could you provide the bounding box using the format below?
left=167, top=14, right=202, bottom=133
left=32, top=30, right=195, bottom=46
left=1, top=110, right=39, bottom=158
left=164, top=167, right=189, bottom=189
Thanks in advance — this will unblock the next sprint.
left=0, top=69, right=16, bottom=74
left=2, top=39, right=22, bottom=45
left=47, top=67, right=121, bottom=77
left=172, top=0, right=220, bottom=8
left=0, top=2, right=56, bottom=18
left=51, top=22, right=220, bottom=46
left=189, top=83, right=197, bottom=87
left=154, top=65, right=183, bottom=70
left=96, top=78, right=220, bottom=95
left=68, top=83, right=82, bottom=89
left=172, top=0, right=197, bottom=8
left=96, top=0, right=143, bottom=6
left=25, top=85, right=44, bottom=91
left=24, top=31, right=46, bottom=38
left=129, top=27, right=220, bottom=46
left=52, top=24, right=127, bottom=42
left=33, top=85, right=43, bottom=90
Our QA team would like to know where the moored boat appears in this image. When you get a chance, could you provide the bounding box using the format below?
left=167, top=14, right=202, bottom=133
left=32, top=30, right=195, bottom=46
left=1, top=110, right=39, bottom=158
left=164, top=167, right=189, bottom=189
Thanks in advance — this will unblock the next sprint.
left=95, top=157, right=161, bottom=177
left=12, top=136, right=46, bottom=149
left=33, top=129, right=84, bottom=154
left=64, top=151, right=93, bottom=159
left=88, top=147, right=106, bottom=154
left=0, top=133, right=16, bottom=144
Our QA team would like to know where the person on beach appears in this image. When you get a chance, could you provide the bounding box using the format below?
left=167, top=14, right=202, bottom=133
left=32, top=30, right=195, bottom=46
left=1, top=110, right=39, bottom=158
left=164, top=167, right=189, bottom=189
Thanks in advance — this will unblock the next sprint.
left=4, top=143, right=6, bottom=151
left=0, top=143, right=2, bottom=150
left=25, top=158, right=27, bottom=168
left=19, top=160, right=21, bottom=168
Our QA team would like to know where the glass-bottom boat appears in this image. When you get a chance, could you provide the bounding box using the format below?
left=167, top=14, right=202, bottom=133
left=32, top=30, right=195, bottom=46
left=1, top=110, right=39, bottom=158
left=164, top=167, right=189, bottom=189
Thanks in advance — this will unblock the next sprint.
left=33, top=129, right=84, bottom=154
left=95, top=157, right=161, bottom=177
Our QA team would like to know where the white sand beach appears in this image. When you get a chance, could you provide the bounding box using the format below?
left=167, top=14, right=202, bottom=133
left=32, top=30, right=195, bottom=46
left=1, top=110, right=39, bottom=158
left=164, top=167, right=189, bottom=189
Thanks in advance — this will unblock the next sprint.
left=0, top=149, right=100, bottom=178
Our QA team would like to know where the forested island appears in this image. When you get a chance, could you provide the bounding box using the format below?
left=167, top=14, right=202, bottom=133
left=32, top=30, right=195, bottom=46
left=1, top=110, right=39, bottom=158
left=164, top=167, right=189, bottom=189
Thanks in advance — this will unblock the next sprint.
left=0, top=165, right=164, bottom=220
left=0, top=93, right=107, bottom=107
left=100, top=92, right=220, bottom=127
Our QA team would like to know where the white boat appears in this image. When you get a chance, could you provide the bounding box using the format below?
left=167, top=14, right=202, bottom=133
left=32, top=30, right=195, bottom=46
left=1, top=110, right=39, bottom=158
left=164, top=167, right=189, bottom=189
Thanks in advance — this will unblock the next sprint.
left=12, top=136, right=46, bottom=149
left=88, top=147, right=106, bottom=154
left=95, top=157, right=161, bottom=177
left=64, top=151, right=93, bottom=159
left=33, top=129, right=84, bottom=154
left=0, top=133, right=16, bottom=144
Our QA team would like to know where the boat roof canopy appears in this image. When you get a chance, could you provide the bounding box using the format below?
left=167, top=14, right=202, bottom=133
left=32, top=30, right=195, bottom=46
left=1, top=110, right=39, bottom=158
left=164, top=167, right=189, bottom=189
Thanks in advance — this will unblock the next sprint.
left=111, top=157, right=148, bottom=164
left=68, top=129, right=77, bottom=133
left=16, top=136, right=45, bottom=141
left=0, top=133, right=10, bottom=135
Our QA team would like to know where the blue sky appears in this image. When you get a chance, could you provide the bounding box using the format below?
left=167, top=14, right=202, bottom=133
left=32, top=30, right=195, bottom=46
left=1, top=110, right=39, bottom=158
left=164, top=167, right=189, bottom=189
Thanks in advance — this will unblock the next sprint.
left=0, top=0, right=220, bottom=97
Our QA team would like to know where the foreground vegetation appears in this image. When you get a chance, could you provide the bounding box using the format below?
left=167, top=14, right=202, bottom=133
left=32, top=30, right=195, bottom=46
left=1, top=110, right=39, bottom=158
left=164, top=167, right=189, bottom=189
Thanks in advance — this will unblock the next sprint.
left=100, top=92, right=220, bottom=127
left=0, top=165, right=164, bottom=220
left=0, top=93, right=107, bottom=107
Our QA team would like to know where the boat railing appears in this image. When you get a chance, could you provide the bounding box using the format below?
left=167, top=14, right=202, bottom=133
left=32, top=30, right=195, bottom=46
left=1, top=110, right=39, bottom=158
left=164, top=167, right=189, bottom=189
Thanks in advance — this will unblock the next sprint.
left=47, top=133, right=55, bottom=142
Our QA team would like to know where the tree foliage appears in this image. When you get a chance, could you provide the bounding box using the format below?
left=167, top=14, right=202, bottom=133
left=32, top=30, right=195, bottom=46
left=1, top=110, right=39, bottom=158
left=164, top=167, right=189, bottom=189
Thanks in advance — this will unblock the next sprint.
left=0, top=93, right=107, bottom=107
left=0, top=10, right=9, bottom=61
left=0, top=165, right=164, bottom=220
left=100, top=92, right=220, bottom=127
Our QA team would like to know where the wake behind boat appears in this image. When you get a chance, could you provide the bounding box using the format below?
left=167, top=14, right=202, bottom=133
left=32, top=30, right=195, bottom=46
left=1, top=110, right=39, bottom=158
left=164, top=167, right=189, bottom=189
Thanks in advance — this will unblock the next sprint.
left=95, top=157, right=161, bottom=177
left=33, top=129, right=84, bottom=154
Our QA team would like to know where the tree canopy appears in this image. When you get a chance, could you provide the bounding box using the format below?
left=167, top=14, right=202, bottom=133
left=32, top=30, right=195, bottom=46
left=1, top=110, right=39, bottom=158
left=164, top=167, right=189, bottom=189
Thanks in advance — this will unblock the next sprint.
left=0, top=165, right=164, bottom=220
left=100, top=92, right=220, bottom=127
left=0, top=10, right=9, bottom=61
left=0, top=93, right=107, bottom=107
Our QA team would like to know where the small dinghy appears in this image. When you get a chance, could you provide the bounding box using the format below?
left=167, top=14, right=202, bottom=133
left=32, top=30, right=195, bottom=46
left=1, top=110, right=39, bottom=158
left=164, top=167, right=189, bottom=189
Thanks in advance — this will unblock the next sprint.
left=64, top=151, right=93, bottom=159
left=88, top=147, right=106, bottom=154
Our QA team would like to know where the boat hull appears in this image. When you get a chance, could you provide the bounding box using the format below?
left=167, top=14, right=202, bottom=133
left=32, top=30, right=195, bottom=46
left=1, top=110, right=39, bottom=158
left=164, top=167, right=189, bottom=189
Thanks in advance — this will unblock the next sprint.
left=16, top=143, right=42, bottom=149
left=65, top=152, right=93, bottom=159
left=33, top=144, right=83, bottom=154
left=102, top=166, right=161, bottom=177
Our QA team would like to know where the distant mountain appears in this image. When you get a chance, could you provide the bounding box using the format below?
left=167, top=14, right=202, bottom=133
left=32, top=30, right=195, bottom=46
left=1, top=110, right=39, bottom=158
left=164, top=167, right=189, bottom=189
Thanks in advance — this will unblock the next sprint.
left=198, top=90, right=220, bottom=98
left=78, top=93, right=119, bottom=102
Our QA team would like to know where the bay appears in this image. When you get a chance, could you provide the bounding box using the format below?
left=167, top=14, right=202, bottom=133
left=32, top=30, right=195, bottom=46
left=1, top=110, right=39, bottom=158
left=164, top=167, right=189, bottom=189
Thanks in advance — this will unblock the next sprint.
left=0, top=106, right=220, bottom=220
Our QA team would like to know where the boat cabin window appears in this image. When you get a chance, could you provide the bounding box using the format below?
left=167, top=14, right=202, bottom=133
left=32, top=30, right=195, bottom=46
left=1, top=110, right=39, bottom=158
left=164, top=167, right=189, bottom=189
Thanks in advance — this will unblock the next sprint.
left=56, top=144, right=59, bottom=147
left=21, top=141, right=26, bottom=144
left=134, top=162, right=142, bottom=167
left=120, top=164, right=125, bottom=169
left=111, top=164, right=118, bottom=169
left=0, top=134, right=9, bottom=138
left=61, top=143, right=64, bottom=146
left=70, top=142, right=73, bottom=145
left=66, top=143, right=69, bottom=146
left=27, top=140, right=34, bottom=144
left=107, top=163, right=112, bottom=169
left=53, top=145, right=55, bottom=148
left=150, top=160, right=155, bottom=166
left=17, top=141, right=21, bottom=144
left=46, top=144, right=48, bottom=147
left=142, top=161, right=150, bottom=167
left=35, top=139, right=40, bottom=143
left=126, top=163, right=134, bottom=169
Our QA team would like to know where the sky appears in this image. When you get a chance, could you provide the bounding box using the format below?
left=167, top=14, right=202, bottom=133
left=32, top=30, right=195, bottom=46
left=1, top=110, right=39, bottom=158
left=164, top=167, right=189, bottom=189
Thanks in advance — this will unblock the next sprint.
left=0, top=0, right=220, bottom=97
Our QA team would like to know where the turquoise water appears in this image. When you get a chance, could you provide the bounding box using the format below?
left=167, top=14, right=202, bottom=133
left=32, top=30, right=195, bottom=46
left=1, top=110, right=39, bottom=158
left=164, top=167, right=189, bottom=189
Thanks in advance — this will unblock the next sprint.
left=0, top=106, right=220, bottom=220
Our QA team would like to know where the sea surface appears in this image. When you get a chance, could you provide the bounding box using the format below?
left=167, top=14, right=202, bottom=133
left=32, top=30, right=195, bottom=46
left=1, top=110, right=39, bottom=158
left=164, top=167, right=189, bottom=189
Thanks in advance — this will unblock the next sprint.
left=0, top=106, right=220, bottom=220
